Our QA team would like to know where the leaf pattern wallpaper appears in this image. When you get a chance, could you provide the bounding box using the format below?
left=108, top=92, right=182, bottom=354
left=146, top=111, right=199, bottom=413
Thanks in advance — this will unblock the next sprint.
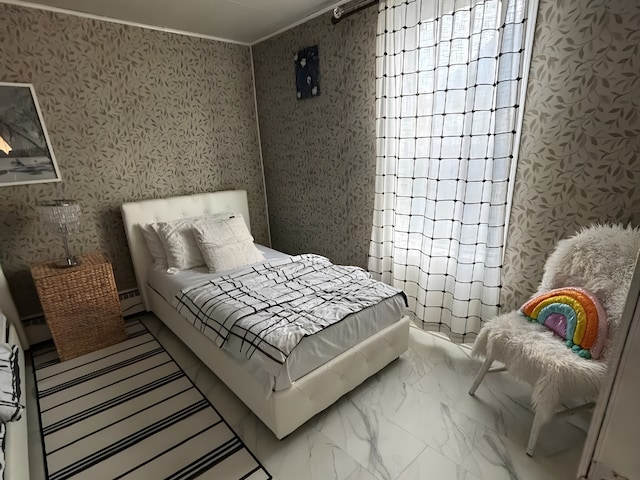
left=253, top=0, right=640, bottom=314
left=252, top=8, right=378, bottom=270
left=0, top=4, right=268, bottom=315
left=1, top=0, right=639, bottom=323
left=500, top=0, right=640, bottom=311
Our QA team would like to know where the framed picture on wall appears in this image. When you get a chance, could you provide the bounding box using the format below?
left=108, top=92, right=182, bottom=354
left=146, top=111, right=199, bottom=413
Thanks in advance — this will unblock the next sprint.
left=0, top=82, right=61, bottom=187
left=295, top=45, right=320, bottom=99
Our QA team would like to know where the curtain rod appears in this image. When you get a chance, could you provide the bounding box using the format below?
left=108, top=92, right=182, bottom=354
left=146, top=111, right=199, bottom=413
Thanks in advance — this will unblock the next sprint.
left=331, top=0, right=379, bottom=24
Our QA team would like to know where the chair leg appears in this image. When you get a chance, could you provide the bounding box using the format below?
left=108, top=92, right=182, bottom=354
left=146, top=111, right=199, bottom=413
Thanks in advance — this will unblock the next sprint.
left=469, top=355, right=494, bottom=396
left=527, top=409, right=546, bottom=457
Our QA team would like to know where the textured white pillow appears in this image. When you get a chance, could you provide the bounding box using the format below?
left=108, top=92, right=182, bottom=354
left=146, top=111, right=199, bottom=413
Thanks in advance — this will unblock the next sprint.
left=153, top=213, right=231, bottom=271
left=193, top=214, right=263, bottom=273
left=140, top=224, right=168, bottom=268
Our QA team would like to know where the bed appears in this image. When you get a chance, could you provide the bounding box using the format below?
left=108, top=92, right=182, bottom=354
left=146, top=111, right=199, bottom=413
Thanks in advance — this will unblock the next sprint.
left=0, top=264, right=30, bottom=480
left=121, top=190, right=410, bottom=439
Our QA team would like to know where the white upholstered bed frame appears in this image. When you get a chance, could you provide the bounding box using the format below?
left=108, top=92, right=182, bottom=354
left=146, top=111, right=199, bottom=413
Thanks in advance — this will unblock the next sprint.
left=121, top=190, right=410, bottom=439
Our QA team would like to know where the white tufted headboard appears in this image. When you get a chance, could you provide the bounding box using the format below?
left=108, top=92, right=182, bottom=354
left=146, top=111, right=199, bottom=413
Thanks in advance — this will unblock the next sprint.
left=121, top=190, right=251, bottom=311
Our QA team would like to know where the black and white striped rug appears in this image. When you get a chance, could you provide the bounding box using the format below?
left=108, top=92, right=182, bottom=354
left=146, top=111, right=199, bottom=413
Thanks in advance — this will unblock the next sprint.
left=32, top=319, right=271, bottom=480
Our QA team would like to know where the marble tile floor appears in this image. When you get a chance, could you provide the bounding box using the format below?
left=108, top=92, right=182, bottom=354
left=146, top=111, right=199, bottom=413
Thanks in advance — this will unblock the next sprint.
left=27, top=313, right=589, bottom=480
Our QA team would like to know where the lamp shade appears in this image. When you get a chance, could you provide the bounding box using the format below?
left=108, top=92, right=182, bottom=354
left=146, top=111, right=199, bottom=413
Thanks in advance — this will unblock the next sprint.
left=38, top=200, right=81, bottom=230
left=37, top=200, right=81, bottom=267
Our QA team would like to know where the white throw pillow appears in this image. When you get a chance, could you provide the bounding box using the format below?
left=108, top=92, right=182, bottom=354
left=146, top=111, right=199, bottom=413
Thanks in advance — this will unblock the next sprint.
left=193, top=214, right=263, bottom=273
left=153, top=213, right=232, bottom=271
left=140, top=224, right=168, bottom=268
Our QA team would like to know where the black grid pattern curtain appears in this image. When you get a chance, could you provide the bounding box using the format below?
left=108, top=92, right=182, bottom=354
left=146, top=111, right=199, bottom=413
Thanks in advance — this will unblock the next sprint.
left=369, top=0, right=536, bottom=342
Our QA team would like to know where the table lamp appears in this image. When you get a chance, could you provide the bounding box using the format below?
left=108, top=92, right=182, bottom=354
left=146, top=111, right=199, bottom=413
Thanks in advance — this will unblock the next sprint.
left=37, top=200, right=81, bottom=267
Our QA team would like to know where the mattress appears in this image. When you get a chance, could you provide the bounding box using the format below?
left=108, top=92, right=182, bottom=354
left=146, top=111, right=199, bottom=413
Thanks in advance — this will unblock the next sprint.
left=147, top=245, right=407, bottom=392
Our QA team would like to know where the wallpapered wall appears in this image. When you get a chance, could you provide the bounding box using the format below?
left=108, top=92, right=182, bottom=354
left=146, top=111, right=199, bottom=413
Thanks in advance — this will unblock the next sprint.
left=254, top=0, right=640, bottom=313
left=500, top=0, right=640, bottom=310
left=2, top=0, right=638, bottom=322
left=0, top=4, right=268, bottom=316
left=252, top=8, right=377, bottom=269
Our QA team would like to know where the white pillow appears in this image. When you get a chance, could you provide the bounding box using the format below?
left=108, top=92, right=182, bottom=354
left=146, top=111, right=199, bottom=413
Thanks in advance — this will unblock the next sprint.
left=140, top=224, right=168, bottom=268
left=153, top=213, right=232, bottom=271
left=193, top=214, right=263, bottom=273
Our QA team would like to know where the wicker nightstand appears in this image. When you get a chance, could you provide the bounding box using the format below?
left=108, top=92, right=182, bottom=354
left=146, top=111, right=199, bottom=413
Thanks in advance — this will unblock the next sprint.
left=31, top=252, right=127, bottom=361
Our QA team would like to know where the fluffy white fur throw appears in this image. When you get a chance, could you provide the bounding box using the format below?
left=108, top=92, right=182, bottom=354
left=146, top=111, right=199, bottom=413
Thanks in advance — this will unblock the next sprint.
left=473, top=224, right=640, bottom=424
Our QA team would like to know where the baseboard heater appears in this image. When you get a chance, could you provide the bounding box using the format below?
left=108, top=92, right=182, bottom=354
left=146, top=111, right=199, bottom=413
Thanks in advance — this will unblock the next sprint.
left=21, top=288, right=145, bottom=343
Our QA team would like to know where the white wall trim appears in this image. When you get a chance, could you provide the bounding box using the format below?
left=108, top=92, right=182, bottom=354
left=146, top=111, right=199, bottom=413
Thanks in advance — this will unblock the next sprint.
left=251, top=0, right=350, bottom=45
left=249, top=46, right=273, bottom=248
left=1, top=0, right=359, bottom=46
left=0, top=0, right=250, bottom=45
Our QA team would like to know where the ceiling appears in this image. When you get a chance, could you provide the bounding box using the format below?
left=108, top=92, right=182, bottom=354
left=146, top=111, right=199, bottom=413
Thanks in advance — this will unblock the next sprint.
left=6, top=0, right=345, bottom=44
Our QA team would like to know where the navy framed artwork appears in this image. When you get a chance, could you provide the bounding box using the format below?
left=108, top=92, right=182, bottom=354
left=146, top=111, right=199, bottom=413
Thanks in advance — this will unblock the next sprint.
left=294, top=45, right=320, bottom=99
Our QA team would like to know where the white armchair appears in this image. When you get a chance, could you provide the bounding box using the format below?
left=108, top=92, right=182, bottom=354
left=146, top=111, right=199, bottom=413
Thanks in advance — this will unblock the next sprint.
left=0, top=266, right=28, bottom=347
left=0, top=264, right=30, bottom=480
left=469, top=224, right=640, bottom=456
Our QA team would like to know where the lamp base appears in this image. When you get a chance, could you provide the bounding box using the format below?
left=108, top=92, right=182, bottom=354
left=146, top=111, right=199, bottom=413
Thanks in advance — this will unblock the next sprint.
left=55, top=256, right=81, bottom=268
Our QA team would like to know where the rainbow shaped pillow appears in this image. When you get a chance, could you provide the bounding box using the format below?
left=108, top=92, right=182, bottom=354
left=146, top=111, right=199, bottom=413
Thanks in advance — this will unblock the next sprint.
left=520, top=287, right=608, bottom=360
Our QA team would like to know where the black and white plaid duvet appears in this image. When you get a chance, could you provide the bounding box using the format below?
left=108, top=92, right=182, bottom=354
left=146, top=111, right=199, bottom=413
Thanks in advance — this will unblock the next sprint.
left=175, top=254, right=406, bottom=376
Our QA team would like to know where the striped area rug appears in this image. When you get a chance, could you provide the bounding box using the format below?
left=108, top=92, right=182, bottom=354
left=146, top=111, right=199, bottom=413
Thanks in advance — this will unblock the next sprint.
left=32, top=319, right=271, bottom=480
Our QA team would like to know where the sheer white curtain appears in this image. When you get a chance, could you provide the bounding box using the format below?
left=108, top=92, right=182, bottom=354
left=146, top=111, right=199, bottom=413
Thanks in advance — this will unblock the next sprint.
left=369, top=0, right=538, bottom=342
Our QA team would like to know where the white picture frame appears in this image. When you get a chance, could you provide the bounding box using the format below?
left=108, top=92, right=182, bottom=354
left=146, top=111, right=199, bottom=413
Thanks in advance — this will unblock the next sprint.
left=0, top=82, right=61, bottom=187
